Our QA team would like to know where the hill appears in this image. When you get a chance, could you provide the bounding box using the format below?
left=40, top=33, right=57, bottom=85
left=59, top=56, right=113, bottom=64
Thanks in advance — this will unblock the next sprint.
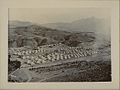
left=8, top=21, right=96, bottom=48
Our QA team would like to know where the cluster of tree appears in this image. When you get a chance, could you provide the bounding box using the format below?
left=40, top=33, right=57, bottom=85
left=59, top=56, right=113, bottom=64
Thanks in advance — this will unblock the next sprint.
left=8, top=55, right=21, bottom=74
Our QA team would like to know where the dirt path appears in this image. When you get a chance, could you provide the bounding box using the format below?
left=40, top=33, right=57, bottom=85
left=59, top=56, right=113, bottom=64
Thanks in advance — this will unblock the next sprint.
left=9, top=68, right=20, bottom=76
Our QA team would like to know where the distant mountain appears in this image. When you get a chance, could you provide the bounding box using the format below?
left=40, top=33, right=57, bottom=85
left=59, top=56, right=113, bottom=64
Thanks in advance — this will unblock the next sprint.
left=42, top=17, right=110, bottom=37
left=8, top=20, right=33, bottom=28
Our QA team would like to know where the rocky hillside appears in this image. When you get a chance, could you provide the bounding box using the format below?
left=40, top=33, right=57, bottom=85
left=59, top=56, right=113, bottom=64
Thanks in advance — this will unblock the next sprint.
left=8, top=21, right=97, bottom=48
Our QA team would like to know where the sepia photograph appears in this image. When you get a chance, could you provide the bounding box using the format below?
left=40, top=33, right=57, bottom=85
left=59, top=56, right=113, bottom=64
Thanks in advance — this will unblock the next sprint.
left=0, top=0, right=119, bottom=90
left=8, top=8, right=111, bottom=82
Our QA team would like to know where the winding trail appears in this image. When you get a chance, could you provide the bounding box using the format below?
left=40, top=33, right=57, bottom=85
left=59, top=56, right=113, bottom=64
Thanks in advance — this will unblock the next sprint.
left=9, top=68, right=19, bottom=76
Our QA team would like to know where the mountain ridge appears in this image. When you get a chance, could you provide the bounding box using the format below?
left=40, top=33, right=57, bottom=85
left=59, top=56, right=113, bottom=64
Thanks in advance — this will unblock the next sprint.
left=42, top=17, right=110, bottom=36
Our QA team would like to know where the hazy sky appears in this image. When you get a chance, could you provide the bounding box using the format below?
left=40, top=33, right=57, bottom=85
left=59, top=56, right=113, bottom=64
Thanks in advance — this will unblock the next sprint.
left=9, top=8, right=111, bottom=24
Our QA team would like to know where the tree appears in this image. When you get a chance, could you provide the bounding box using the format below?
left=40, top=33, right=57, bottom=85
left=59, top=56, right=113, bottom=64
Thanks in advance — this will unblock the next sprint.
left=40, top=38, right=47, bottom=45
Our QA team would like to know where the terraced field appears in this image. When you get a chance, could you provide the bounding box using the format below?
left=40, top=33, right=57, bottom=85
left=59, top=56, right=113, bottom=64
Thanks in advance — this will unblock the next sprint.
left=8, top=50, right=111, bottom=82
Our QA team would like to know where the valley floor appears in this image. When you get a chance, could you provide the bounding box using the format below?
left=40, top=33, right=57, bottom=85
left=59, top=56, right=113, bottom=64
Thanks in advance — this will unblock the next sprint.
left=9, top=53, right=111, bottom=82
